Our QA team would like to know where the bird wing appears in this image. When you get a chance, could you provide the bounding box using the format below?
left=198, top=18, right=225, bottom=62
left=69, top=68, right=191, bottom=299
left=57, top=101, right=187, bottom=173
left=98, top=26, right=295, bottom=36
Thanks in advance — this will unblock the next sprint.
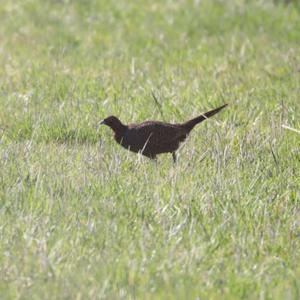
left=128, top=122, right=187, bottom=149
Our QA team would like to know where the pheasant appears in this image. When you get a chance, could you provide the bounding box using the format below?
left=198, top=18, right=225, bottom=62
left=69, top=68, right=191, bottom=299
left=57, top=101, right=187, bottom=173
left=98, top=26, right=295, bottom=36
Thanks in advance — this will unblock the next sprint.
left=100, top=104, right=227, bottom=162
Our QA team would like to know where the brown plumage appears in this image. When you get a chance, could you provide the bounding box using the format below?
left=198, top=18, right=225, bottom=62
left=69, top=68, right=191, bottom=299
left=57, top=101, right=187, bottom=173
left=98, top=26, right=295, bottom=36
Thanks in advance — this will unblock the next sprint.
left=100, top=104, right=227, bottom=162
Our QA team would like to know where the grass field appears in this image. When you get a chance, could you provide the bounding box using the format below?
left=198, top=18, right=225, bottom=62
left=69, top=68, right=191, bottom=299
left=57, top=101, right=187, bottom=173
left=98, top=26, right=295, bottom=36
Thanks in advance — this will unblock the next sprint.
left=1, top=0, right=300, bottom=299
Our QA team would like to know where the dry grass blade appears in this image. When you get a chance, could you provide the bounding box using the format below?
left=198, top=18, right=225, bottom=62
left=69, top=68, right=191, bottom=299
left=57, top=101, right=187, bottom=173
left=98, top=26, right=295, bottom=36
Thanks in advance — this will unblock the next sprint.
left=281, top=124, right=300, bottom=135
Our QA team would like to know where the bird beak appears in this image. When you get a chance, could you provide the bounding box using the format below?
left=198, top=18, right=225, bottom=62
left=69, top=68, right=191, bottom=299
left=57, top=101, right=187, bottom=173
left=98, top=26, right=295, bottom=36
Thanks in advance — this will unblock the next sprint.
left=97, top=120, right=106, bottom=132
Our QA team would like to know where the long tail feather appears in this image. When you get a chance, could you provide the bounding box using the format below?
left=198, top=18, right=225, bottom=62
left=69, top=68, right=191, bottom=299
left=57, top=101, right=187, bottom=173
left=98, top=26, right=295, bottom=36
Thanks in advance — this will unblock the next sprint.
left=183, top=104, right=228, bottom=131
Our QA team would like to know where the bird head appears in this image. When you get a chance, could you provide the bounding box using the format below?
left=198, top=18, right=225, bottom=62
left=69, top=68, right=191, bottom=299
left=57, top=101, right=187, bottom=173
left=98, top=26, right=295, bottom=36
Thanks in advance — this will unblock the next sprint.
left=100, top=116, right=126, bottom=133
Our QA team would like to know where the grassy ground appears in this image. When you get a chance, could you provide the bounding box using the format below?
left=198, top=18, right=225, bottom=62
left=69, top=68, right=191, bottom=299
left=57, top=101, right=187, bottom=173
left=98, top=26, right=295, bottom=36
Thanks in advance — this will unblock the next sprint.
left=1, top=0, right=300, bottom=299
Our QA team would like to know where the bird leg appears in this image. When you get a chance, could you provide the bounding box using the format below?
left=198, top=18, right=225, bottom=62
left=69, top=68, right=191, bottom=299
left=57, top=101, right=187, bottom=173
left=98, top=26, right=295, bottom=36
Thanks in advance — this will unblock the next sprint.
left=172, top=152, right=177, bottom=163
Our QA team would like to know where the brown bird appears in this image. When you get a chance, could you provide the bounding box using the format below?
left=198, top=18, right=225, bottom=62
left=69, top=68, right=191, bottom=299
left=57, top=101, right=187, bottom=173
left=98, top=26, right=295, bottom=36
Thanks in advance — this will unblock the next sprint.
left=100, top=104, right=227, bottom=162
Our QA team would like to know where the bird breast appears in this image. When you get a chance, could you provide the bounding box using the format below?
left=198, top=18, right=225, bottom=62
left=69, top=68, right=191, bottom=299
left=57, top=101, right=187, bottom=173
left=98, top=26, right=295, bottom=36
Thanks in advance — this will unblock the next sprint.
left=115, top=128, right=150, bottom=153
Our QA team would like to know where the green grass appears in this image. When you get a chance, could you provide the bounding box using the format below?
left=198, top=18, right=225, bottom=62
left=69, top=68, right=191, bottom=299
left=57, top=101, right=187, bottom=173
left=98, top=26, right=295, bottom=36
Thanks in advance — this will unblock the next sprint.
left=1, top=0, right=300, bottom=299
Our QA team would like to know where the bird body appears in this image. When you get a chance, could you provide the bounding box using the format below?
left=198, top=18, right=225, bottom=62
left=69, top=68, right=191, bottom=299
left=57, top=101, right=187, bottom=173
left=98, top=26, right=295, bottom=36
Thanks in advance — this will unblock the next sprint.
left=101, top=104, right=227, bottom=161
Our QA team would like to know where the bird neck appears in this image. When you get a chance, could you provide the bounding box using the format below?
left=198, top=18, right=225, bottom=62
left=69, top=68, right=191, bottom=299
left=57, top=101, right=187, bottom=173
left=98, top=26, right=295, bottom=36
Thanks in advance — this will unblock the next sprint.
left=111, top=122, right=127, bottom=136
